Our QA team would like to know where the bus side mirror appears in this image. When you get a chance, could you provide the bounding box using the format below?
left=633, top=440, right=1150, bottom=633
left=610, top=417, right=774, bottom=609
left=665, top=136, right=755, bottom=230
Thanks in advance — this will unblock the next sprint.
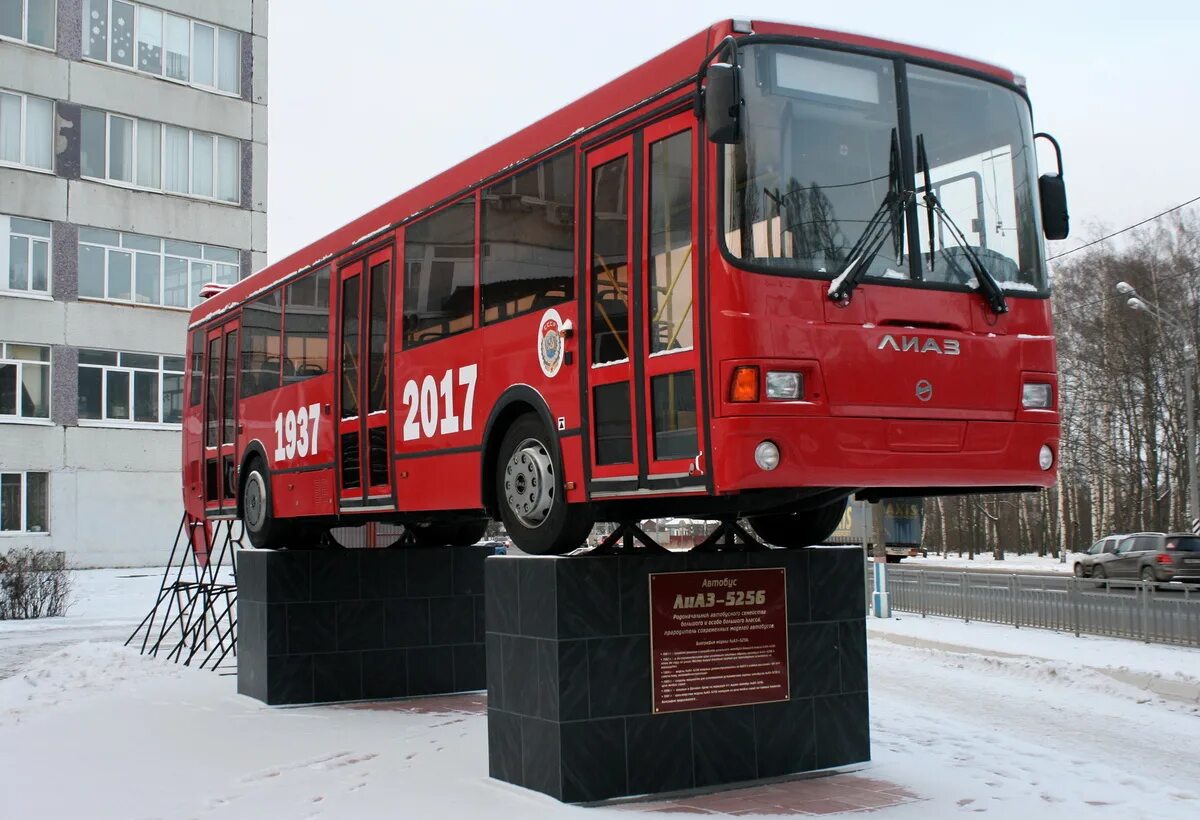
left=1034, top=132, right=1069, bottom=240
left=705, top=62, right=741, bottom=144
left=1039, top=174, right=1069, bottom=240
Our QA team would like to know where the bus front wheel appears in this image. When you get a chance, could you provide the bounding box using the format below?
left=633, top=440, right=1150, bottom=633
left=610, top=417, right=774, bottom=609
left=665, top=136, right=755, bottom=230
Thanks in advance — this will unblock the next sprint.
left=748, top=497, right=848, bottom=549
left=241, top=457, right=289, bottom=549
left=495, top=414, right=592, bottom=555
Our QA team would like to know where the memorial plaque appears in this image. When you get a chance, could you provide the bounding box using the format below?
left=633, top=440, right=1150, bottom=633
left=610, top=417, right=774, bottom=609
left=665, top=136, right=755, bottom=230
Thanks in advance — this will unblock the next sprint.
left=649, top=567, right=788, bottom=714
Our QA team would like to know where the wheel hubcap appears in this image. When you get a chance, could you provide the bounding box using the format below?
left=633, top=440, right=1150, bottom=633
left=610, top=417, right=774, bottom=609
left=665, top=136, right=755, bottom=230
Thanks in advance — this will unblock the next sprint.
left=244, top=471, right=266, bottom=531
left=504, top=438, right=555, bottom=528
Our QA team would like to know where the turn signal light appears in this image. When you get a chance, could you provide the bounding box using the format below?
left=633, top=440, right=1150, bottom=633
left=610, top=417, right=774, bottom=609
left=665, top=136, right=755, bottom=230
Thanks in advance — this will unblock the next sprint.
left=730, top=366, right=760, bottom=402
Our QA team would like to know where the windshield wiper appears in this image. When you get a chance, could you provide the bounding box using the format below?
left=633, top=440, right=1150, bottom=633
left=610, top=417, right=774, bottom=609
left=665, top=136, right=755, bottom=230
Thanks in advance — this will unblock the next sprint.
left=828, top=129, right=910, bottom=304
left=916, top=134, right=1008, bottom=315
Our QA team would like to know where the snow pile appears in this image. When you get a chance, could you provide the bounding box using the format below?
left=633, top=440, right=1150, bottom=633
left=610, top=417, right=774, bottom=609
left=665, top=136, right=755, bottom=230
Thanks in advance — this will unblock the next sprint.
left=901, top=552, right=1074, bottom=573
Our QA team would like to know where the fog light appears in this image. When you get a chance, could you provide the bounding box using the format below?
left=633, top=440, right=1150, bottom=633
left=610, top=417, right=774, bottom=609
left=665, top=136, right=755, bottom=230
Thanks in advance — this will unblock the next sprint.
left=1039, top=445, right=1054, bottom=470
left=1023, top=383, right=1052, bottom=409
left=755, top=440, right=780, bottom=471
left=766, top=371, right=803, bottom=400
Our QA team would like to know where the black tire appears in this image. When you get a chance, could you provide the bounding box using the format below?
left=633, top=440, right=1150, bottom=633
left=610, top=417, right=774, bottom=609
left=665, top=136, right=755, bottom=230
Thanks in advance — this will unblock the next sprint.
left=241, top=456, right=289, bottom=549
left=1140, top=566, right=1158, bottom=588
left=885, top=554, right=902, bottom=564
left=1073, top=562, right=1085, bottom=578
left=409, top=519, right=489, bottom=547
left=1093, top=564, right=1107, bottom=587
left=747, top=497, right=848, bottom=549
left=495, top=414, right=593, bottom=555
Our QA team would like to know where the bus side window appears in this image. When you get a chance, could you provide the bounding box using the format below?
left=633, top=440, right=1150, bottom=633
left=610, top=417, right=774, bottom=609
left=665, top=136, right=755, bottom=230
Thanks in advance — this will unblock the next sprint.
left=283, top=266, right=330, bottom=384
left=480, top=150, right=575, bottom=325
left=403, top=199, right=475, bottom=348
left=189, top=329, right=203, bottom=406
left=241, top=290, right=282, bottom=397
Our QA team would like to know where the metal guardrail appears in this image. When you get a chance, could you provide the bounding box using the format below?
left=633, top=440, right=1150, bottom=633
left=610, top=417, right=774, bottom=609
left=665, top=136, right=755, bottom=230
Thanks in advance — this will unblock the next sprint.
left=875, top=567, right=1200, bottom=647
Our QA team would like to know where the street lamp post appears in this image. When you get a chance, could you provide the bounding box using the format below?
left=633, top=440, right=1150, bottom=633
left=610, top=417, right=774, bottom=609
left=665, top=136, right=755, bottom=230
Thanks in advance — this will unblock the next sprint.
left=1116, top=281, right=1200, bottom=532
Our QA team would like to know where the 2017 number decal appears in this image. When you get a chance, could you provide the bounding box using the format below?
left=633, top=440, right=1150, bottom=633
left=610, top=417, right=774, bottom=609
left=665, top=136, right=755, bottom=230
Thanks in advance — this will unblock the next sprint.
left=274, top=403, right=321, bottom=462
left=402, top=364, right=477, bottom=442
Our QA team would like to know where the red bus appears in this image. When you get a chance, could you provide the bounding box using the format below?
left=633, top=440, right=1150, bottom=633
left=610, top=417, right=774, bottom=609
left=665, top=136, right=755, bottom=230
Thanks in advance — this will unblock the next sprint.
left=183, top=20, right=1068, bottom=555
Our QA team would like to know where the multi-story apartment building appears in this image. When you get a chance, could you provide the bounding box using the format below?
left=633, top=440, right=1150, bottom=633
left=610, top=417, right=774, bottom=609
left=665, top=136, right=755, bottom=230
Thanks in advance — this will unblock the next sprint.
left=0, top=0, right=267, bottom=565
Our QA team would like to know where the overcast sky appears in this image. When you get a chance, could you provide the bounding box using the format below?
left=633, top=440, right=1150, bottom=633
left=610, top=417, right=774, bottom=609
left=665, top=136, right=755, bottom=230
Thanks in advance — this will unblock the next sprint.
left=266, top=0, right=1200, bottom=265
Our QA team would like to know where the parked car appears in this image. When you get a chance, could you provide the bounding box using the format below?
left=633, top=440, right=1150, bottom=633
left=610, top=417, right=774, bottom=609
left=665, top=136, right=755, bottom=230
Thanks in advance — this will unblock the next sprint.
left=1073, top=535, right=1122, bottom=578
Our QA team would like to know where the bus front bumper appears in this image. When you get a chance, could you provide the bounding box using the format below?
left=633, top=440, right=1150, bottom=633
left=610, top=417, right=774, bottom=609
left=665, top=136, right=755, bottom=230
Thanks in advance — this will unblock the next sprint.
left=710, top=416, right=1058, bottom=494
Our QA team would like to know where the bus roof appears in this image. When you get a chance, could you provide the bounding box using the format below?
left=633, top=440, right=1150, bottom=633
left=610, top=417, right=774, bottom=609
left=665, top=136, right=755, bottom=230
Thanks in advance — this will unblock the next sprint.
left=190, top=19, right=1014, bottom=328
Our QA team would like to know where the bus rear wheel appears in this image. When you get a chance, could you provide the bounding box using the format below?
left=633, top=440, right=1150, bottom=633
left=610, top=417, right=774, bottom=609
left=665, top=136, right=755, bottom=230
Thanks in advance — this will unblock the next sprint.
left=241, top=457, right=290, bottom=549
left=408, top=519, right=489, bottom=547
left=495, top=414, right=592, bottom=555
left=748, top=497, right=848, bottom=549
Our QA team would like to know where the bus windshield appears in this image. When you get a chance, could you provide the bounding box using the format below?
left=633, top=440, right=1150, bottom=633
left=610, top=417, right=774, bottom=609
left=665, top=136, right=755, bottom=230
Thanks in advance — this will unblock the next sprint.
left=722, top=43, right=1046, bottom=293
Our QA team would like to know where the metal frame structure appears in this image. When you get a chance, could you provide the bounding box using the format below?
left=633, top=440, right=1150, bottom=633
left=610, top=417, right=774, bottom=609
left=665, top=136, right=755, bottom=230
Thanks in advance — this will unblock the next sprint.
left=126, top=514, right=240, bottom=672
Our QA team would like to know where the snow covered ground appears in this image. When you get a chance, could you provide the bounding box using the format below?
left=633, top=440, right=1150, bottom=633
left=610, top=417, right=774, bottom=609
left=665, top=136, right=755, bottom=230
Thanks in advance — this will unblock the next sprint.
left=1, top=568, right=1198, bottom=818
left=899, top=552, right=1075, bottom=573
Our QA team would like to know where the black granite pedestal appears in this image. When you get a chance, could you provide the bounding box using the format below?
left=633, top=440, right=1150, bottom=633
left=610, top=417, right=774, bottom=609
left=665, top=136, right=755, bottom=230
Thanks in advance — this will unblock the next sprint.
left=238, top=546, right=491, bottom=705
left=484, top=547, right=869, bottom=803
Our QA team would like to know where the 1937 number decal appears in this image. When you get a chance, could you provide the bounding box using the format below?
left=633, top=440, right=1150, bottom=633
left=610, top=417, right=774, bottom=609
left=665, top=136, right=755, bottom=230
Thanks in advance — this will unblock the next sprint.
left=402, top=364, right=477, bottom=442
left=274, top=403, right=321, bottom=463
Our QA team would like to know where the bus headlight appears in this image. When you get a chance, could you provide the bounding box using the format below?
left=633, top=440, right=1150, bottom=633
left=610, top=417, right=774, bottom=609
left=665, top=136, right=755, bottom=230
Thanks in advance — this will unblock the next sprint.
left=766, top=371, right=803, bottom=400
left=1039, top=445, right=1054, bottom=470
left=755, top=440, right=780, bottom=471
left=1022, top=383, right=1052, bottom=409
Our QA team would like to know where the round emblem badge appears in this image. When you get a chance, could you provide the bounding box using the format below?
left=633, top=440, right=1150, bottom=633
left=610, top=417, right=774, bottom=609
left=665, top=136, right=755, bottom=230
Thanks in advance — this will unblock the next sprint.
left=537, top=308, right=564, bottom=378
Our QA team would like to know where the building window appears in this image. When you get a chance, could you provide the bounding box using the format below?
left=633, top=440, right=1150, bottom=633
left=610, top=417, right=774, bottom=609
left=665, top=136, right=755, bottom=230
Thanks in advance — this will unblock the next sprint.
left=0, top=88, right=54, bottom=171
left=0, top=0, right=54, bottom=49
left=78, top=227, right=240, bottom=308
left=82, top=0, right=241, bottom=96
left=1, top=215, right=51, bottom=296
left=0, top=471, right=48, bottom=534
left=78, top=349, right=185, bottom=425
left=80, top=109, right=240, bottom=203
left=0, top=342, right=50, bottom=421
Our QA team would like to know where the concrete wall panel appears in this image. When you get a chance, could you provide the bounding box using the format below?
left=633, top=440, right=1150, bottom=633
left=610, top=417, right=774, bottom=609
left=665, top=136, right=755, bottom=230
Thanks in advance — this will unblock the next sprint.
left=68, top=466, right=182, bottom=566
left=252, top=103, right=267, bottom=144
left=251, top=140, right=267, bottom=212
left=67, top=426, right=180, bottom=472
left=0, top=424, right=65, bottom=470
left=252, top=0, right=268, bottom=36
left=0, top=45, right=69, bottom=99
left=68, top=180, right=253, bottom=249
left=65, top=301, right=189, bottom=355
left=69, top=62, right=252, bottom=140
left=0, top=169, right=69, bottom=221
left=1, top=297, right=67, bottom=345
left=251, top=35, right=267, bottom=105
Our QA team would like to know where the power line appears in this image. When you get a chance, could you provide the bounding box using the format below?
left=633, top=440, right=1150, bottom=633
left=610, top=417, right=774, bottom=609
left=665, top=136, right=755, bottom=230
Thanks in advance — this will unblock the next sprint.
left=1047, top=194, right=1200, bottom=261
